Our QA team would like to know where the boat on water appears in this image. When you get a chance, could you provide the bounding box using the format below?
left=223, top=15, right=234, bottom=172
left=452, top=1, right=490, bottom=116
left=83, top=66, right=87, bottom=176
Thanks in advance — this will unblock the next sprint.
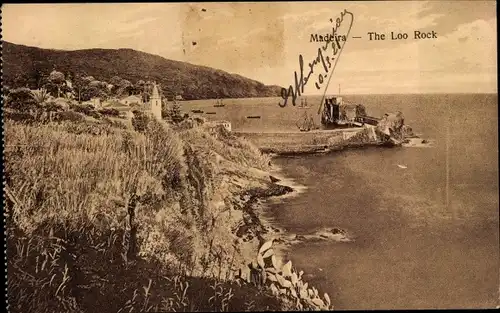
left=214, top=99, right=225, bottom=107
left=247, top=115, right=261, bottom=119
left=205, top=112, right=217, bottom=115
left=298, top=97, right=310, bottom=109
left=191, top=109, right=204, bottom=113
left=296, top=111, right=317, bottom=131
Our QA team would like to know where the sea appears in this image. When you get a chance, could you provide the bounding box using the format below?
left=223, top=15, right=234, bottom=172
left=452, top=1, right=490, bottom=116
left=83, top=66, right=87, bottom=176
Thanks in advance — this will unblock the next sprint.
left=180, top=94, right=499, bottom=309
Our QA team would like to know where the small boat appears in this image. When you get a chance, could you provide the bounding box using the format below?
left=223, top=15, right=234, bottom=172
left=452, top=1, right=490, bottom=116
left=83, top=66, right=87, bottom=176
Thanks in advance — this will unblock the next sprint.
left=246, top=115, right=261, bottom=119
left=298, top=97, right=310, bottom=109
left=397, top=164, right=407, bottom=169
left=205, top=112, right=217, bottom=115
left=296, top=111, right=316, bottom=131
left=191, top=109, right=204, bottom=113
left=214, top=99, right=225, bottom=107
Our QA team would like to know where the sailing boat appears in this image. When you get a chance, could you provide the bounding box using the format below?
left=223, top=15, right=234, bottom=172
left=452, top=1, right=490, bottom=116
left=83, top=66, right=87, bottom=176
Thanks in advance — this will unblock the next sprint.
left=214, top=99, right=225, bottom=107
left=296, top=111, right=316, bottom=131
left=298, top=97, right=310, bottom=109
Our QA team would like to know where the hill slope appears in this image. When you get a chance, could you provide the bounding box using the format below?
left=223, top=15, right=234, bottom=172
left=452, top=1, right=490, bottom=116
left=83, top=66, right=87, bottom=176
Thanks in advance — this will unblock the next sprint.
left=2, top=41, right=282, bottom=100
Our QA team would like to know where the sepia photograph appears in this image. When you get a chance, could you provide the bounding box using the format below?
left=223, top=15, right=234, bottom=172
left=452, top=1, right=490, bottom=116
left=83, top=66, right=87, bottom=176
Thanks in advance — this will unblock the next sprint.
left=2, top=1, right=498, bottom=311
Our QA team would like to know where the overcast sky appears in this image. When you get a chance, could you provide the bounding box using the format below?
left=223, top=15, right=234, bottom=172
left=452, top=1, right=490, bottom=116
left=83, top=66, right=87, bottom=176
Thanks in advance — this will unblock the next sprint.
left=3, top=1, right=497, bottom=94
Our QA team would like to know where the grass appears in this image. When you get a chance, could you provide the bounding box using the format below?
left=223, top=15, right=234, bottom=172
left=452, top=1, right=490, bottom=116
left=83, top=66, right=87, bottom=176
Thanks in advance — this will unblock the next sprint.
left=4, top=109, right=326, bottom=312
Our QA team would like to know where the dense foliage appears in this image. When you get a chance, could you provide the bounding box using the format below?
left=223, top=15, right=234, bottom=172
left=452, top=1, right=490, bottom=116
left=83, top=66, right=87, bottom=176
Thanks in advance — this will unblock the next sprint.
left=3, top=41, right=282, bottom=100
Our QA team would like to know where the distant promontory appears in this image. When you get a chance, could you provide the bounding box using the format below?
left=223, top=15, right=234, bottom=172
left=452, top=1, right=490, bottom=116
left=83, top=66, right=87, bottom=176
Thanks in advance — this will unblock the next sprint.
left=2, top=41, right=283, bottom=100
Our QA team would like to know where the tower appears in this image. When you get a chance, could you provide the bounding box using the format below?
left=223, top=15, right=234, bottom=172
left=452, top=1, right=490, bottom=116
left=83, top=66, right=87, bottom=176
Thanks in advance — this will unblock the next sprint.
left=150, top=82, right=162, bottom=120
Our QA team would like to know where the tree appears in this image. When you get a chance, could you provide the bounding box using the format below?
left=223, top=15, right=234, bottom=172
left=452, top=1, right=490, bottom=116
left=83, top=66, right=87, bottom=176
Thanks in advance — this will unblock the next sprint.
left=27, top=62, right=47, bottom=89
left=110, top=76, right=123, bottom=86
left=113, top=79, right=133, bottom=97
left=72, top=74, right=86, bottom=103
left=119, top=79, right=132, bottom=89
left=131, top=110, right=150, bottom=133
left=81, top=86, right=107, bottom=101
left=136, top=80, right=146, bottom=88
left=356, top=104, right=367, bottom=117
left=48, top=70, right=66, bottom=98
left=166, top=103, right=185, bottom=124
left=141, top=81, right=154, bottom=103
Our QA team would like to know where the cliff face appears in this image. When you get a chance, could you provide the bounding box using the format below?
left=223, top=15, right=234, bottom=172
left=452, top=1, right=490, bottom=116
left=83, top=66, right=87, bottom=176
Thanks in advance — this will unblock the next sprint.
left=2, top=41, right=283, bottom=100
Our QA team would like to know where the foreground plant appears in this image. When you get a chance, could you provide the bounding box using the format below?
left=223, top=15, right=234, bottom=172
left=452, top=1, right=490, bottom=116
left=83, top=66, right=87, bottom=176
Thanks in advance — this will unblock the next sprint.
left=237, top=240, right=333, bottom=310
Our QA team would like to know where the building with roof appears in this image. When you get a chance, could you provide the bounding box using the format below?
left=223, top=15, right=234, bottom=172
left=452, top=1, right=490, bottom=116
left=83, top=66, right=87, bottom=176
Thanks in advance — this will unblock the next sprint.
left=106, top=82, right=163, bottom=120
left=206, top=120, right=232, bottom=132
left=120, top=95, right=142, bottom=106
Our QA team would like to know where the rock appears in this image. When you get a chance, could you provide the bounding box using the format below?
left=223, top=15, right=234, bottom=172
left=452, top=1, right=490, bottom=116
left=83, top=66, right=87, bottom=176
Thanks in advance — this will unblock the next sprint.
left=274, top=237, right=286, bottom=244
left=421, top=139, right=428, bottom=144
left=331, top=228, right=342, bottom=235
left=269, top=175, right=281, bottom=183
left=295, top=234, right=307, bottom=241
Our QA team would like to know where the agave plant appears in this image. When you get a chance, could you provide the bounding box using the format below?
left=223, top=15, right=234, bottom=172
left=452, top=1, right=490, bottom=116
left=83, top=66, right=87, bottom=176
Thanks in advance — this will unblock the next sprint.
left=31, top=88, right=51, bottom=104
left=238, top=239, right=334, bottom=311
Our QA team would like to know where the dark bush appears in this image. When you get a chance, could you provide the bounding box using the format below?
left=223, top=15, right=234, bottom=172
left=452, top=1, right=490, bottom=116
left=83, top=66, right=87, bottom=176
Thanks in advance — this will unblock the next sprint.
left=165, top=103, right=186, bottom=124
left=4, top=111, right=36, bottom=124
left=70, top=104, right=101, bottom=119
left=42, top=101, right=65, bottom=113
left=102, top=117, right=128, bottom=129
left=54, top=111, right=86, bottom=123
left=131, top=110, right=151, bottom=133
left=5, top=88, right=38, bottom=113
left=98, top=108, right=120, bottom=117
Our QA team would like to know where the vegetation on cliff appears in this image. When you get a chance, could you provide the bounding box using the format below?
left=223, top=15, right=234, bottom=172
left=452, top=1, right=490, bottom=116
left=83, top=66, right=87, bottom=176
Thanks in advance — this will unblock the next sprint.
left=4, top=98, right=332, bottom=312
left=3, top=41, right=282, bottom=100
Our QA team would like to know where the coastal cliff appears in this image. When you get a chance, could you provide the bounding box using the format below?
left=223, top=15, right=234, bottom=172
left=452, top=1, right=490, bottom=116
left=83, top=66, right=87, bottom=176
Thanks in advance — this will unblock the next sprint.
left=4, top=109, right=330, bottom=312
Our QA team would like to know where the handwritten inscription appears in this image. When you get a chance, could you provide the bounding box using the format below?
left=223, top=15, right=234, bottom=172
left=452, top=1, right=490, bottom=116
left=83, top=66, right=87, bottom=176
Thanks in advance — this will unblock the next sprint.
left=280, top=9, right=354, bottom=108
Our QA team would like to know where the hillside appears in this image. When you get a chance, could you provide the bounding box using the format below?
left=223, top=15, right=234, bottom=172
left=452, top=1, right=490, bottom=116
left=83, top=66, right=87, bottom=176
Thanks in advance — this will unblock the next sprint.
left=2, top=41, right=282, bottom=100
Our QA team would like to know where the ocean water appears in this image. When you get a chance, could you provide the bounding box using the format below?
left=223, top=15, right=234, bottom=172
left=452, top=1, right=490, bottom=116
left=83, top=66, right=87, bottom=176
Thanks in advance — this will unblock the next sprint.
left=184, top=94, right=498, bottom=309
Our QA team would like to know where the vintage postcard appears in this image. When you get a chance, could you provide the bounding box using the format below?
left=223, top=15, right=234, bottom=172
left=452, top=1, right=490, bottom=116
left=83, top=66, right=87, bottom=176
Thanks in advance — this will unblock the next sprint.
left=2, top=1, right=498, bottom=311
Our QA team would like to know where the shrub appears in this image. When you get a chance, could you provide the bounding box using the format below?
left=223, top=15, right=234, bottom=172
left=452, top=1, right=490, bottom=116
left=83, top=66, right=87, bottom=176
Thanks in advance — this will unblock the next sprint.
left=4, top=109, right=298, bottom=312
left=165, top=103, right=187, bottom=124
left=98, top=108, right=120, bottom=117
left=102, top=117, right=129, bottom=130
left=5, top=87, right=39, bottom=113
left=131, top=110, right=151, bottom=132
left=54, top=111, right=86, bottom=123
left=3, top=111, right=36, bottom=124
left=70, top=103, right=101, bottom=119
left=42, top=101, right=65, bottom=113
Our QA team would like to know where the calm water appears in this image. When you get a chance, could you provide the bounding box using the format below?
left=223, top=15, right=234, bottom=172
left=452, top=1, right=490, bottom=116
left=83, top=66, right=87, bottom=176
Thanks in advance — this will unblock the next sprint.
left=270, top=94, right=498, bottom=309
left=184, top=94, right=499, bottom=309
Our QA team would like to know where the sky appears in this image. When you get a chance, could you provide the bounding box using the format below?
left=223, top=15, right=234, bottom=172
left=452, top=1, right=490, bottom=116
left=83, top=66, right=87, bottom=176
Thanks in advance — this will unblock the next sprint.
left=2, top=1, right=497, bottom=94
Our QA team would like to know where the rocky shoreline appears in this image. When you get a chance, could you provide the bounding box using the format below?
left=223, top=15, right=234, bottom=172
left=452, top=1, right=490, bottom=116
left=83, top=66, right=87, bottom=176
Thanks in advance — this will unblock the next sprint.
left=231, top=166, right=354, bottom=262
left=233, top=180, right=293, bottom=243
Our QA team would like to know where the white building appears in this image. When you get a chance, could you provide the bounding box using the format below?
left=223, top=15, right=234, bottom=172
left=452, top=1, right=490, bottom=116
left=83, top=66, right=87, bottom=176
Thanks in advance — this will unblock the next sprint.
left=206, top=120, right=232, bottom=132
left=143, top=82, right=162, bottom=120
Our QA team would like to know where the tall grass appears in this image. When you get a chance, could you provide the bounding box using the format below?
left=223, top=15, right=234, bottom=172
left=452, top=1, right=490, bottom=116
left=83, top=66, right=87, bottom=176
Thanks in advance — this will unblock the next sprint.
left=5, top=113, right=288, bottom=312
